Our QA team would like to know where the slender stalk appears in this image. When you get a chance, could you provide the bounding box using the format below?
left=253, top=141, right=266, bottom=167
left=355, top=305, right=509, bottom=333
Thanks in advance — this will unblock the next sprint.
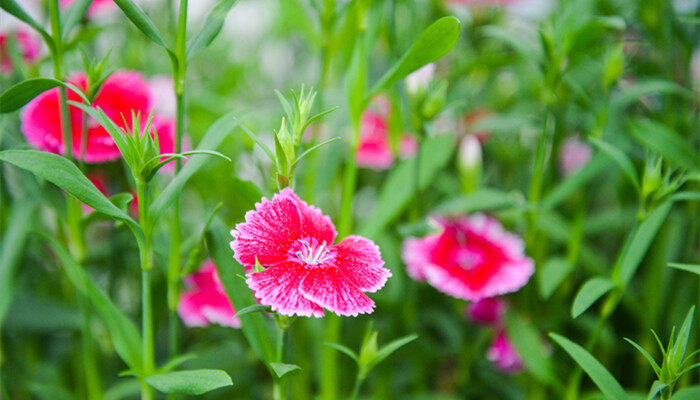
left=273, top=327, right=287, bottom=400
left=48, top=0, right=73, bottom=163
left=137, top=180, right=155, bottom=400
left=526, top=107, right=553, bottom=250
left=349, top=374, right=363, bottom=400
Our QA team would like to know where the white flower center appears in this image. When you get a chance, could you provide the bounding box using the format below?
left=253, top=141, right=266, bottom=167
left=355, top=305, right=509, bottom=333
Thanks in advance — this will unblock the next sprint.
left=295, top=239, right=331, bottom=265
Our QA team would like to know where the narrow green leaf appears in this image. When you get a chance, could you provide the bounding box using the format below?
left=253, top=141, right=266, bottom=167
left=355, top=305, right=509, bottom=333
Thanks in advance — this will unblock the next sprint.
left=538, top=257, right=575, bottom=299
left=610, top=80, right=694, bottom=111
left=61, top=0, right=92, bottom=38
left=145, top=370, right=232, bottom=395
left=646, top=381, right=667, bottom=400
left=269, top=363, right=302, bottom=379
left=549, top=333, right=628, bottom=400
left=615, top=202, right=672, bottom=286
left=368, top=16, right=461, bottom=97
left=624, top=338, right=661, bottom=376
left=150, top=113, right=238, bottom=222
left=290, top=137, right=341, bottom=169
left=542, top=154, right=608, bottom=210
left=44, top=236, right=143, bottom=373
left=629, top=119, right=699, bottom=172
left=324, top=343, right=358, bottom=361
left=589, top=137, right=640, bottom=190
left=0, top=202, right=35, bottom=323
left=0, top=78, right=89, bottom=113
left=434, top=188, right=524, bottom=214
left=0, top=0, right=54, bottom=48
left=359, top=134, right=455, bottom=238
left=572, top=277, right=616, bottom=318
left=480, top=24, right=542, bottom=64
left=671, top=386, right=700, bottom=400
left=112, top=0, right=169, bottom=49
left=505, top=311, right=556, bottom=384
left=239, top=122, right=275, bottom=163
left=369, top=334, right=418, bottom=370
left=670, top=306, right=695, bottom=367
left=187, top=0, right=239, bottom=59
left=207, top=218, right=278, bottom=364
left=155, top=353, right=197, bottom=374
left=232, top=304, right=269, bottom=318
left=668, top=263, right=700, bottom=276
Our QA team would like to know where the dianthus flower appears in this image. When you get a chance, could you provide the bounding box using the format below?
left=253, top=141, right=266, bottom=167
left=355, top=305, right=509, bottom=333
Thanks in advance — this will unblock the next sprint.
left=230, top=188, right=391, bottom=317
left=0, top=28, right=41, bottom=73
left=356, top=111, right=394, bottom=170
left=178, top=260, right=240, bottom=328
left=402, top=215, right=533, bottom=301
left=487, top=331, right=524, bottom=373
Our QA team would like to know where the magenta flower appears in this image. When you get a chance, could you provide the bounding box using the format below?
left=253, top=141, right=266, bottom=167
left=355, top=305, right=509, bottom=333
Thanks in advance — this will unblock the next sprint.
left=0, top=28, right=41, bottom=73
left=178, top=260, right=240, bottom=328
left=356, top=111, right=394, bottom=170
left=402, top=215, right=534, bottom=301
left=230, top=188, right=391, bottom=317
left=59, top=0, right=115, bottom=17
left=20, top=71, right=155, bottom=163
left=467, top=297, right=506, bottom=326
left=558, top=136, right=592, bottom=175
left=487, top=331, right=524, bottom=374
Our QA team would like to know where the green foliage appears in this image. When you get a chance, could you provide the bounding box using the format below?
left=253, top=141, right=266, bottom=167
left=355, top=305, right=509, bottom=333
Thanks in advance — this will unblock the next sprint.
left=145, top=369, right=232, bottom=395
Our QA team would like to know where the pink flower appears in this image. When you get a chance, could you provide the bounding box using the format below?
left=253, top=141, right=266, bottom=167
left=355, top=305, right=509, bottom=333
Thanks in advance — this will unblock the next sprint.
left=148, top=75, right=176, bottom=118
left=356, top=111, right=394, bottom=170
left=399, top=134, right=418, bottom=159
left=0, top=29, right=42, bottom=73
left=467, top=297, right=506, bottom=327
left=558, top=136, right=592, bottom=175
left=230, top=188, right=391, bottom=317
left=402, top=215, right=534, bottom=301
left=487, top=331, right=523, bottom=374
left=405, top=63, right=435, bottom=94
left=178, top=260, right=240, bottom=328
left=20, top=71, right=154, bottom=163
left=59, top=0, right=115, bottom=17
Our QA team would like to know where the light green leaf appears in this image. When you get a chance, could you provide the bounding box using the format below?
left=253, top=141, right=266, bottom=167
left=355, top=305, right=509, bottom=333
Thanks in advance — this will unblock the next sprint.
left=538, top=257, right=575, bottom=299
left=359, top=135, right=455, bottom=238
left=0, top=202, right=35, bottom=323
left=269, top=363, right=302, bottom=379
left=610, top=80, right=693, bottom=111
left=670, top=306, right=695, bottom=368
left=0, top=78, right=87, bottom=113
left=112, top=0, right=170, bottom=49
left=27, top=382, right=78, bottom=400
left=187, top=0, right=239, bottom=59
left=145, top=370, right=232, bottom=395
left=434, top=188, right=524, bottom=214
left=505, top=311, right=556, bottom=384
left=368, top=16, right=461, bottom=97
left=150, top=113, right=237, bottom=222
left=207, top=218, right=277, bottom=364
left=480, top=25, right=542, bottom=64
left=44, top=236, right=143, bottom=373
left=614, top=202, right=672, bottom=287
left=549, top=333, right=628, bottom=400
left=368, top=334, right=418, bottom=370
left=572, top=277, right=617, bottom=318
left=670, top=386, right=700, bottom=400
left=232, top=304, right=269, bottom=318
left=589, top=137, right=639, bottom=190
left=668, top=263, right=700, bottom=276
left=629, top=119, right=699, bottom=172
left=324, top=343, right=358, bottom=361
left=61, top=0, right=92, bottom=39
left=646, top=381, right=667, bottom=400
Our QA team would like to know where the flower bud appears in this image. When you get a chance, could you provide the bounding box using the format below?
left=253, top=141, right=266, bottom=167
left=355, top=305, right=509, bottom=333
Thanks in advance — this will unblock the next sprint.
left=458, top=134, right=482, bottom=193
left=405, top=63, right=435, bottom=96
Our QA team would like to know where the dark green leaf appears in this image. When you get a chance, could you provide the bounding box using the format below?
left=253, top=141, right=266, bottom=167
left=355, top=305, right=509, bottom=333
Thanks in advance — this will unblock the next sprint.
left=112, top=0, right=170, bottom=49
left=646, top=381, right=667, bottom=400
left=549, top=333, right=628, bottom=400
left=670, top=306, right=695, bottom=367
left=0, top=78, right=89, bottom=113
left=269, top=363, right=302, bottom=379
left=0, top=202, right=36, bottom=323
left=542, top=154, right=608, bottom=210
left=232, top=304, right=269, bottom=318
left=150, top=113, right=237, bottom=222
left=589, top=137, right=639, bottom=190
left=538, top=257, right=575, bottom=299
left=629, top=119, right=698, bottom=172
left=145, top=369, right=232, bottom=395
left=0, top=0, right=54, bottom=47
left=668, top=263, right=700, bottom=276
left=624, top=338, right=661, bottom=376
left=369, top=334, right=418, bottom=370
left=359, top=135, right=455, bottom=238
left=187, top=0, right=239, bottom=59
left=368, top=17, right=461, bottom=97
left=572, top=276, right=616, bottom=318
left=44, top=236, right=143, bottom=373
left=324, top=343, right=358, bottom=361
left=505, top=311, right=556, bottom=384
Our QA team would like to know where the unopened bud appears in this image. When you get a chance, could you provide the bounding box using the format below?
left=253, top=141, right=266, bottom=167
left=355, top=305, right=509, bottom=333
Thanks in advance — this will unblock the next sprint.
left=458, top=135, right=482, bottom=193
left=405, top=63, right=435, bottom=95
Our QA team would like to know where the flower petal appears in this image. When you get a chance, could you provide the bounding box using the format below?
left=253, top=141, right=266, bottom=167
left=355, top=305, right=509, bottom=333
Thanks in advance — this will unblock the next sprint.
left=291, top=194, right=337, bottom=245
left=332, top=235, right=390, bottom=292
left=402, top=235, right=439, bottom=281
left=246, top=261, right=324, bottom=318
left=300, top=266, right=375, bottom=317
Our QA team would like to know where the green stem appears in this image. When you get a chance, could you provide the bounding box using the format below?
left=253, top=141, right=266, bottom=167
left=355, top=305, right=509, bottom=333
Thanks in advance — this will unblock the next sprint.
left=137, top=180, right=155, bottom=400
left=526, top=107, right=553, bottom=250
left=48, top=0, right=73, bottom=163
left=349, top=374, right=363, bottom=400
left=273, top=327, right=287, bottom=400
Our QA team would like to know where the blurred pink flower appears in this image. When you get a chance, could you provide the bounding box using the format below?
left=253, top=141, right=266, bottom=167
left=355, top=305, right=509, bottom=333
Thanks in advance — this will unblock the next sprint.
left=559, top=136, right=592, bottom=175
left=399, top=134, right=418, bottom=159
left=20, top=71, right=153, bottom=163
left=402, top=215, right=534, bottom=301
left=356, top=111, right=394, bottom=170
left=487, top=331, right=524, bottom=374
left=178, top=260, right=240, bottom=328
left=405, top=63, right=435, bottom=94
left=59, top=0, right=115, bottom=17
left=0, top=29, right=42, bottom=73
left=148, top=75, right=176, bottom=118
left=467, top=297, right=506, bottom=326
left=82, top=172, right=110, bottom=214
left=370, top=94, right=392, bottom=117
left=231, top=188, right=391, bottom=317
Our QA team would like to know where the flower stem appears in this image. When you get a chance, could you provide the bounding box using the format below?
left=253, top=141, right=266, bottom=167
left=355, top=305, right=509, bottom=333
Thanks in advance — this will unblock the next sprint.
left=273, top=327, right=287, bottom=400
left=137, top=179, right=155, bottom=400
left=349, top=373, right=364, bottom=400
